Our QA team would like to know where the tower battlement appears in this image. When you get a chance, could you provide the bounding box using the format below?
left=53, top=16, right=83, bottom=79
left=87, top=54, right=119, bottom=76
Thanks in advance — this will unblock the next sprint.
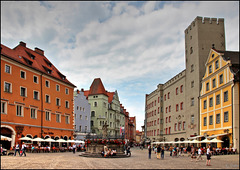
left=184, top=16, right=224, bottom=34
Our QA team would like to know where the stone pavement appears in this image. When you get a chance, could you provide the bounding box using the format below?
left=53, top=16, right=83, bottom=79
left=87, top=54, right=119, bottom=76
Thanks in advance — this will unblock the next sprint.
left=1, top=148, right=239, bottom=169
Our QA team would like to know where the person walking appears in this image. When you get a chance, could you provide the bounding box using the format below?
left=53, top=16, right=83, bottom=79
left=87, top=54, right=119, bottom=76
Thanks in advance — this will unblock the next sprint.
left=161, top=146, right=165, bottom=159
left=196, top=146, right=204, bottom=161
left=20, top=142, right=26, bottom=157
left=191, top=145, right=195, bottom=161
left=157, top=145, right=161, bottom=159
left=148, top=145, right=152, bottom=159
left=169, top=146, right=173, bottom=156
left=14, top=142, right=20, bottom=156
left=72, top=143, right=76, bottom=154
left=206, top=145, right=212, bottom=166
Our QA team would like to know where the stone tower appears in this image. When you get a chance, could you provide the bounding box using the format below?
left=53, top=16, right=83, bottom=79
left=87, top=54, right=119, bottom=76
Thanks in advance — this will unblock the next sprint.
left=184, top=16, right=226, bottom=137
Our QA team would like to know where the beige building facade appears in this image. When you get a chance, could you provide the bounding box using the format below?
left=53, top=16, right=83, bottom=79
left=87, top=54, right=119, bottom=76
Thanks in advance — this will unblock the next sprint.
left=145, top=16, right=226, bottom=142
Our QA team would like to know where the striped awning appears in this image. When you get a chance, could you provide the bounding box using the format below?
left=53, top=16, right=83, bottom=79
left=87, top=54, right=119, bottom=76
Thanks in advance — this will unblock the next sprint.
left=207, top=133, right=229, bottom=139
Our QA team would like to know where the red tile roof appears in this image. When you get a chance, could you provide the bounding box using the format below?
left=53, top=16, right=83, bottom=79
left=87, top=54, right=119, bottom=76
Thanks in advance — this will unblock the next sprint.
left=107, top=92, right=115, bottom=103
left=88, top=78, right=108, bottom=96
left=1, top=42, right=76, bottom=87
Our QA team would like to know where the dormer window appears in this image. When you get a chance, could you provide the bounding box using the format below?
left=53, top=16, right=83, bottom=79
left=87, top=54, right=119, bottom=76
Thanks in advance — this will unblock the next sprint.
left=30, top=54, right=35, bottom=60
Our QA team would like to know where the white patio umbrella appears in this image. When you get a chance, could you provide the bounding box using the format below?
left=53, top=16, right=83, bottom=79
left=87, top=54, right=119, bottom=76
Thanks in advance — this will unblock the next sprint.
left=175, top=141, right=184, bottom=144
left=1, top=135, right=12, bottom=141
left=66, top=140, right=76, bottom=143
left=32, top=137, right=45, bottom=142
left=200, top=138, right=211, bottom=143
left=44, top=138, right=55, bottom=142
left=210, top=138, right=223, bottom=143
left=191, top=139, right=201, bottom=143
left=19, top=136, right=32, bottom=141
left=74, top=140, right=85, bottom=144
left=183, top=140, right=194, bottom=143
left=56, top=139, right=67, bottom=143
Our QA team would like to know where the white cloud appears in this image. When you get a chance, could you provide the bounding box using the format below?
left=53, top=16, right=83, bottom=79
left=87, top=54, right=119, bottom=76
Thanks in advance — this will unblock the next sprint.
left=1, top=1, right=239, bottom=130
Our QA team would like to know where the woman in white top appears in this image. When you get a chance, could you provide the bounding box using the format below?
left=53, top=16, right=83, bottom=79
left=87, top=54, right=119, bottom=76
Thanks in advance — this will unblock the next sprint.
left=206, top=145, right=212, bottom=166
left=196, top=147, right=203, bottom=161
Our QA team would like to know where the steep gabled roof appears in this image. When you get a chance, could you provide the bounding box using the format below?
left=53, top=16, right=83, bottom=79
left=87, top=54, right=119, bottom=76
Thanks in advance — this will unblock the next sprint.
left=1, top=42, right=76, bottom=87
left=88, top=78, right=108, bottom=96
left=107, top=92, right=115, bottom=103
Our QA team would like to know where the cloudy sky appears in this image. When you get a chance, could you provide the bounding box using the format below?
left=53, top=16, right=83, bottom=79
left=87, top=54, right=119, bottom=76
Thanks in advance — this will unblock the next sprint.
left=1, top=1, right=239, bottom=130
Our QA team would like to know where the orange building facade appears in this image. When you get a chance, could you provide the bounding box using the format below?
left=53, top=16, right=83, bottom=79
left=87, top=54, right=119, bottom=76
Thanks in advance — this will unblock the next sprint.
left=1, top=42, right=76, bottom=149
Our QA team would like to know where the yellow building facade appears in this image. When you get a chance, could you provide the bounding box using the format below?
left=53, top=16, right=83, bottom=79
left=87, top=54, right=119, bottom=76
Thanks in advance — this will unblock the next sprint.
left=200, top=49, right=239, bottom=149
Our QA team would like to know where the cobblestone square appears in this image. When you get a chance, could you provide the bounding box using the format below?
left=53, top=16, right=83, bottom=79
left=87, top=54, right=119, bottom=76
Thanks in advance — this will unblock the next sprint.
left=1, top=148, right=239, bottom=169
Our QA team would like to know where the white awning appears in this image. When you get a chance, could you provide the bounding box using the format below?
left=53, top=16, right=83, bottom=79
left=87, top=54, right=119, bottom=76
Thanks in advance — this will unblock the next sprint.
left=188, top=135, right=204, bottom=140
left=207, top=133, right=229, bottom=139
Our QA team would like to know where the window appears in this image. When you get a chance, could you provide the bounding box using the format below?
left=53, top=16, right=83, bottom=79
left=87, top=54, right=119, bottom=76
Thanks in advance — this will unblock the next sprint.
left=206, top=82, right=209, bottom=91
left=183, top=121, right=185, bottom=130
left=209, top=97, right=213, bottom=107
left=209, top=115, right=213, bottom=125
left=169, top=106, right=171, bottom=112
left=1, top=102, right=7, bottom=114
left=20, top=71, right=26, bottom=79
left=169, top=116, right=171, bottom=122
left=79, top=126, right=82, bottom=132
left=46, top=95, right=50, bottom=103
left=91, top=111, right=95, bottom=117
left=164, top=95, right=166, bottom=101
left=203, top=117, right=207, bottom=126
left=174, top=123, right=177, bottom=131
left=85, top=116, right=88, bottom=120
left=20, top=87, right=26, bottom=97
left=203, top=100, right=207, bottom=110
left=191, top=115, right=194, bottom=124
left=190, top=47, right=193, bottom=54
left=168, top=92, right=170, bottom=99
left=216, top=94, right=220, bottom=105
left=56, top=85, right=60, bottom=91
left=191, top=64, right=194, bottom=72
left=16, top=105, right=23, bottom=116
left=5, top=65, right=11, bottom=73
left=4, top=82, right=11, bottom=93
left=110, top=113, right=112, bottom=119
left=219, top=74, right=223, bottom=84
left=209, top=65, right=212, bottom=74
left=33, top=76, right=38, bottom=83
left=180, top=102, right=183, bottom=110
left=191, top=98, right=194, bottom=106
left=178, top=122, right=181, bottom=131
left=56, top=98, right=60, bottom=106
left=161, top=107, right=163, bottom=113
left=30, top=108, right=37, bottom=119
left=166, top=117, right=168, bottom=123
left=110, top=122, right=112, bottom=127
left=224, top=111, right=229, bottom=122
left=212, top=79, right=216, bottom=88
left=45, top=80, right=50, bottom=87
left=33, top=91, right=39, bottom=100
left=166, top=107, right=168, bottom=113
left=180, top=85, right=183, bottom=93
left=65, top=88, right=69, bottom=95
left=215, top=60, right=219, bottom=69
left=169, top=127, right=171, bottom=134
left=80, top=115, right=82, bottom=120
left=176, top=87, right=179, bottom=95
left=176, top=104, right=179, bottom=111
left=191, top=81, right=194, bottom=88
left=65, top=101, right=69, bottom=108
left=216, top=114, right=220, bottom=124
left=45, top=111, right=50, bottom=121
left=94, top=102, right=97, bottom=107
left=65, top=115, right=70, bottom=124
left=224, top=91, right=228, bottom=102
left=56, top=114, right=61, bottom=122
left=85, top=126, right=87, bottom=131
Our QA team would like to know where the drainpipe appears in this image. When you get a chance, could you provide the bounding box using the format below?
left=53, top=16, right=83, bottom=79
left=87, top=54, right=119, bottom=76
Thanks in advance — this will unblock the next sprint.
left=231, top=84, right=234, bottom=148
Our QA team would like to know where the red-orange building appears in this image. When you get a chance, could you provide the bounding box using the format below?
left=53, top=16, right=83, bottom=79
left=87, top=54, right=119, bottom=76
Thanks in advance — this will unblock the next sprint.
left=1, top=42, right=76, bottom=149
left=129, top=116, right=136, bottom=144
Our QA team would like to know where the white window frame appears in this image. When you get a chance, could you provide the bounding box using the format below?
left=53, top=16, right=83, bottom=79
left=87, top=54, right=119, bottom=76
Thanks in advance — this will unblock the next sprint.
left=79, top=125, right=82, bottom=132
left=33, top=90, right=39, bottom=100
left=45, top=111, right=51, bottom=121
left=5, top=64, right=11, bottom=74
left=85, top=116, right=88, bottom=120
left=224, top=91, right=228, bottom=102
left=16, top=105, right=24, bottom=117
left=4, top=81, right=12, bottom=93
left=209, top=115, right=213, bottom=125
left=30, top=108, right=37, bottom=119
left=33, top=75, right=38, bottom=84
left=56, top=114, right=61, bottom=123
left=56, top=98, right=61, bottom=106
left=20, top=86, right=27, bottom=97
left=20, top=70, right=26, bottom=79
left=45, top=94, right=50, bottom=103
left=65, top=101, right=69, bottom=108
left=1, top=101, right=7, bottom=114
left=56, top=84, right=60, bottom=92
left=65, top=115, right=70, bottom=124
left=216, top=113, right=220, bottom=124
left=45, top=80, right=50, bottom=88
left=224, top=111, right=229, bottom=122
left=191, top=98, right=194, bottom=106
left=80, top=115, right=82, bottom=120
left=65, top=88, right=69, bottom=95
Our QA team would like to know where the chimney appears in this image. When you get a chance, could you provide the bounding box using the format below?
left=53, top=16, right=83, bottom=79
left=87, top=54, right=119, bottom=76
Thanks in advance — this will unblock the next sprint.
left=35, top=47, right=44, bottom=55
left=77, top=89, right=80, bottom=94
left=19, top=41, right=26, bottom=47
